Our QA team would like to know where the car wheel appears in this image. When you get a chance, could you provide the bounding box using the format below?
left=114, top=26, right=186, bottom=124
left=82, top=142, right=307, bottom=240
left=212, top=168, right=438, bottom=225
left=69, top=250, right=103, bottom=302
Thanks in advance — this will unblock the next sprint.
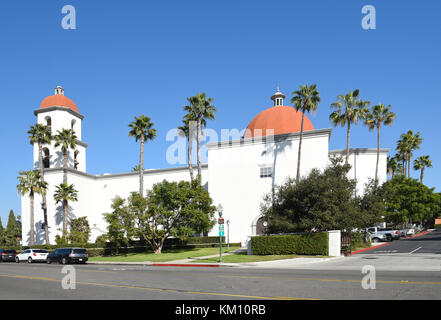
left=28, top=257, right=33, bottom=264
left=372, top=238, right=379, bottom=243
left=15, top=257, right=20, bottom=263
left=61, top=258, right=67, bottom=265
left=46, top=258, right=51, bottom=264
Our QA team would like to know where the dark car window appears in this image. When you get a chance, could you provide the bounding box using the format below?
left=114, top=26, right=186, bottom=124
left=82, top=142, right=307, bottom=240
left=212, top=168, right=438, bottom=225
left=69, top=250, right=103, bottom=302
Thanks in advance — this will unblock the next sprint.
left=4, top=250, right=16, bottom=254
left=33, top=250, right=48, bottom=253
left=53, top=249, right=60, bottom=254
left=73, top=249, right=86, bottom=254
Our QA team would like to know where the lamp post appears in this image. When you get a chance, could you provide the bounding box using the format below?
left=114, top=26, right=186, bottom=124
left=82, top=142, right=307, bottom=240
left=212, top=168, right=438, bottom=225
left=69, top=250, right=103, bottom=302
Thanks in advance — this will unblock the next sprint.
left=226, top=219, right=230, bottom=250
left=217, top=204, right=223, bottom=263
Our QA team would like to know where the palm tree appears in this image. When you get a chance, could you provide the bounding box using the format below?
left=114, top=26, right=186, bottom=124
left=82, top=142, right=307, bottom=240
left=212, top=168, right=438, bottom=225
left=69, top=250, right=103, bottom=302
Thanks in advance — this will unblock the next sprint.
left=28, top=123, right=52, bottom=244
left=17, top=171, right=48, bottom=245
left=330, top=89, right=370, bottom=164
left=364, top=104, right=396, bottom=182
left=291, top=84, right=321, bottom=183
left=413, top=155, right=432, bottom=184
left=397, top=130, right=422, bottom=178
left=54, top=182, right=78, bottom=237
left=178, top=112, right=207, bottom=182
left=387, top=155, right=398, bottom=179
left=129, top=115, right=157, bottom=197
left=184, top=93, right=217, bottom=180
left=54, top=129, right=78, bottom=183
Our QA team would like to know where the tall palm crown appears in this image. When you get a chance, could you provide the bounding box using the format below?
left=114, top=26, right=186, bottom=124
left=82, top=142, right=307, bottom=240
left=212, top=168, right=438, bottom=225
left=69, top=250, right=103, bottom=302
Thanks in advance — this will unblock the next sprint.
left=129, top=115, right=157, bottom=197
left=290, top=84, right=321, bottom=182
left=396, top=130, right=422, bottom=178
left=387, top=155, right=399, bottom=179
left=17, top=171, right=48, bottom=245
left=184, top=93, right=216, bottom=180
left=54, top=129, right=78, bottom=183
left=413, top=155, right=432, bottom=183
left=364, top=104, right=396, bottom=182
left=27, top=123, right=52, bottom=244
left=330, top=89, right=370, bottom=164
left=54, top=182, right=79, bottom=236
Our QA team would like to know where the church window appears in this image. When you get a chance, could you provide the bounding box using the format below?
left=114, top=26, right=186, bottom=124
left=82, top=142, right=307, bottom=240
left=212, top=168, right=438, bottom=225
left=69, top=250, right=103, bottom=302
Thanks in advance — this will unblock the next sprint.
left=74, top=150, right=79, bottom=170
left=43, top=148, right=50, bottom=169
left=45, top=116, right=52, bottom=132
left=260, top=167, right=272, bottom=178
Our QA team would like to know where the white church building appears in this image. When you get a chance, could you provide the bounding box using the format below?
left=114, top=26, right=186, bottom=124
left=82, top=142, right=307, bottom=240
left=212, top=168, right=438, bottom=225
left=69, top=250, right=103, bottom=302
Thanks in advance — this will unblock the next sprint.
left=21, top=86, right=388, bottom=246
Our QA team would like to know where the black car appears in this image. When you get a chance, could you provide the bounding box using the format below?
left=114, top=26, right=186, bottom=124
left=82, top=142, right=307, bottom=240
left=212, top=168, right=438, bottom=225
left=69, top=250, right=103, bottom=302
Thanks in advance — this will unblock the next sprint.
left=46, top=248, right=88, bottom=265
left=0, top=249, right=17, bottom=262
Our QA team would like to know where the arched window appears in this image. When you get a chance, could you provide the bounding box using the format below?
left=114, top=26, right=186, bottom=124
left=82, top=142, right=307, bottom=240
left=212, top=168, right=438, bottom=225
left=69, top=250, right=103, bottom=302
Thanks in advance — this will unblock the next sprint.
left=74, top=150, right=79, bottom=170
left=43, top=148, right=50, bottom=169
left=45, top=116, right=52, bottom=132
left=71, top=119, right=76, bottom=133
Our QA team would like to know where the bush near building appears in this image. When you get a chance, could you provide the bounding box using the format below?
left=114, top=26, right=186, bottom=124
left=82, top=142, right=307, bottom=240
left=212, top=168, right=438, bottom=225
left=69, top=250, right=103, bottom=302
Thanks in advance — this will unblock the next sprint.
left=251, top=233, right=328, bottom=256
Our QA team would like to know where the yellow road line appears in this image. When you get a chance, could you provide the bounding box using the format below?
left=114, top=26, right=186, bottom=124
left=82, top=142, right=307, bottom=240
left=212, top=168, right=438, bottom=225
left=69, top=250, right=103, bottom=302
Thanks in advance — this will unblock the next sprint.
left=0, top=273, right=315, bottom=300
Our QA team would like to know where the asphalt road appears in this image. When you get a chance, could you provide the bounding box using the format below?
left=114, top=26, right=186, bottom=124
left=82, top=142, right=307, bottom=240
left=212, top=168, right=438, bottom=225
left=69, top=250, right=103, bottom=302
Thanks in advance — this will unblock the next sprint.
left=0, top=260, right=440, bottom=300
left=364, top=230, right=441, bottom=255
left=0, top=231, right=439, bottom=300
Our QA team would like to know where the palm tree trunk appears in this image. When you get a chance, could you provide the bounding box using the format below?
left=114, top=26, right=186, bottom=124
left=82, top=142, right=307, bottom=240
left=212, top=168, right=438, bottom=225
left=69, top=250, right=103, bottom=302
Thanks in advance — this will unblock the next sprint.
left=30, top=191, right=35, bottom=246
left=139, top=135, right=145, bottom=197
left=407, top=155, right=411, bottom=179
left=421, top=167, right=424, bottom=184
left=296, top=112, right=305, bottom=183
left=38, top=141, right=50, bottom=244
left=188, top=135, right=194, bottom=182
left=197, top=118, right=202, bottom=180
left=63, top=199, right=68, bottom=236
left=346, top=121, right=351, bottom=164
left=375, top=125, right=380, bottom=183
left=63, top=150, right=68, bottom=183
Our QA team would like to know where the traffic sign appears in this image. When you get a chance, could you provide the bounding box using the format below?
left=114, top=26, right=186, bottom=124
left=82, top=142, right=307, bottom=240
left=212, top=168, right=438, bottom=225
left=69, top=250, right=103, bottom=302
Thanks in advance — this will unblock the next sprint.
left=219, top=231, right=224, bottom=236
left=219, top=224, right=224, bottom=231
left=218, top=217, right=225, bottom=224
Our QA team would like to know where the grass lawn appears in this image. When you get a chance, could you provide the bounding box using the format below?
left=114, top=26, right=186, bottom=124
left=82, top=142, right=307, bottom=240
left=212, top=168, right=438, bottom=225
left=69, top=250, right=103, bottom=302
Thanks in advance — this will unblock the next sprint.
left=192, top=251, right=329, bottom=263
left=88, top=246, right=240, bottom=263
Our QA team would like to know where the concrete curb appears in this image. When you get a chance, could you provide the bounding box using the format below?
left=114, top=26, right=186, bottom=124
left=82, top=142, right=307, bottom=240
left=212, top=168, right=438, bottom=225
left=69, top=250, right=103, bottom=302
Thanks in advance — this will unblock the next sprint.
left=86, top=261, right=238, bottom=268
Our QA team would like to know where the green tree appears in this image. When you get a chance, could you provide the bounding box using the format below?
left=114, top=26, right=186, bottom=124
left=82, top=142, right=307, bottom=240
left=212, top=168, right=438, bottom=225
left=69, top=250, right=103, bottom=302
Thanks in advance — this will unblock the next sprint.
left=17, top=170, right=48, bottom=245
left=0, top=218, right=5, bottom=245
left=364, top=104, right=396, bottom=182
left=5, top=210, right=20, bottom=246
left=54, top=128, right=78, bottom=183
left=261, top=157, right=361, bottom=232
left=330, top=89, right=370, bottom=164
left=68, top=217, right=91, bottom=244
left=105, top=179, right=216, bottom=254
left=54, top=183, right=79, bottom=237
left=383, top=176, right=440, bottom=227
left=129, top=115, right=157, bottom=197
left=387, top=155, right=399, bottom=179
left=291, top=84, right=321, bottom=183
left=28, top=123, right=52, bottom=244
left=413, top=155, right=432, bottom=184
left=103, top=197, right=132, bottom=251
left=184, top=93, right=217, bottom=180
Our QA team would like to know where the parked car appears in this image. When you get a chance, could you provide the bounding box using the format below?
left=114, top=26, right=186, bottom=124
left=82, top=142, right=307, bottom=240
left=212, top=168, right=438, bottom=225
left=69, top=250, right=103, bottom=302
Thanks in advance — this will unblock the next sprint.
left=365, top=227, right=397, bottom=241
left=379, top=228, right=400, bottom=240
left=46, top=248, right=88, bottom=265
left=367, top=231, right=388, bottom=243
left=406, top=228, right=416, bottom=236
left=0, top=249, right=17, bottom=262
left=16, top=249, right=49, bottom=263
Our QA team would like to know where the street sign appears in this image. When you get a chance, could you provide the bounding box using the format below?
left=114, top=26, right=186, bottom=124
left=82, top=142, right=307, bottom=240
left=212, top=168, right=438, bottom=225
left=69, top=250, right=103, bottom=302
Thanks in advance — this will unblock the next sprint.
left=218, top=217, right=225, bottom=224
left=219, top=231, right=224, bottom=236
left=219, top=224, right=224, bottom=231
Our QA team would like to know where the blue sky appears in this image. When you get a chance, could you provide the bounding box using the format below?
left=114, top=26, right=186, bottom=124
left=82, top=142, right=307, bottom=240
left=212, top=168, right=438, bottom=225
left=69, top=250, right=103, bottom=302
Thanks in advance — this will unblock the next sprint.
left=0, top=0, right=440, bottom=225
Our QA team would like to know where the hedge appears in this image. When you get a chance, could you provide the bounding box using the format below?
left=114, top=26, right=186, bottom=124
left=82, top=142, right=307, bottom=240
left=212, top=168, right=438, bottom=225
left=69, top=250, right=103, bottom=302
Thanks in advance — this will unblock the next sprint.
left=435, top=224, right=441, bottom=229
left=250, top=233, right=329, bottom=256
left=351, top=231, right=371, bottom=249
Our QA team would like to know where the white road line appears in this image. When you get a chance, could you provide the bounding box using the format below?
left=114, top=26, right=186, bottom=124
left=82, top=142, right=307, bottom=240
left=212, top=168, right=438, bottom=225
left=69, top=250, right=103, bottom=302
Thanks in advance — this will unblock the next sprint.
left=409, top=247, right=422, bottom=254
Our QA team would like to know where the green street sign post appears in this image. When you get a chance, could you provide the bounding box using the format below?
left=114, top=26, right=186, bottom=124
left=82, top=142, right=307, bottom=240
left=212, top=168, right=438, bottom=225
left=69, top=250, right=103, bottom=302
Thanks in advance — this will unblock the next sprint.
left=218, top=204, right=224, bottom=264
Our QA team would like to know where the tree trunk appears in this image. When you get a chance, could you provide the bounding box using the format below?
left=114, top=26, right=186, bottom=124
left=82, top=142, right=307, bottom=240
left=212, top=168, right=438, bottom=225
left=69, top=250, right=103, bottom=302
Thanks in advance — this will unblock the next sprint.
left=296, top=112, right=305, bottom=183
left=30, top=191, right=35, bottom=246
left=188, top=135, right=194, bottom=182
left=38, top=141, right=50, bottom=244
left=139, top=135, right=145, bottom=197
left=63, top=150, right=68, bottom=183
left=408, top=156, right=411, bottom=179
left=346, top=121, right=351, bottom=164
left=375, top=125, right=380, bottom=183
left=63, top=199, right=68, bottom=236
left=421, top=167, right=424, bottom=184
left=197, top=118, right=202, bottom=180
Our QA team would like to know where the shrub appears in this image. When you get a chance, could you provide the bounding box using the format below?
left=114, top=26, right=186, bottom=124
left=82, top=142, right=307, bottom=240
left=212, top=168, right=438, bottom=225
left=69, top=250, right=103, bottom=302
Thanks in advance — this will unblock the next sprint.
left=351, top=231, right=371, bottom=249
left=434, top=224, right=441, bottom=229
left=251, top=233, right=328, bottom=256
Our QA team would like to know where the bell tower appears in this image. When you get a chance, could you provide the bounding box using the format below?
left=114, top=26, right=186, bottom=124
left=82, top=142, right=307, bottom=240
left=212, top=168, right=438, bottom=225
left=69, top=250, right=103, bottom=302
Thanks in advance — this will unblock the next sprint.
left=271, top=85, right=286, bottom=107
left=33, top=86, right=88, bottom=172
